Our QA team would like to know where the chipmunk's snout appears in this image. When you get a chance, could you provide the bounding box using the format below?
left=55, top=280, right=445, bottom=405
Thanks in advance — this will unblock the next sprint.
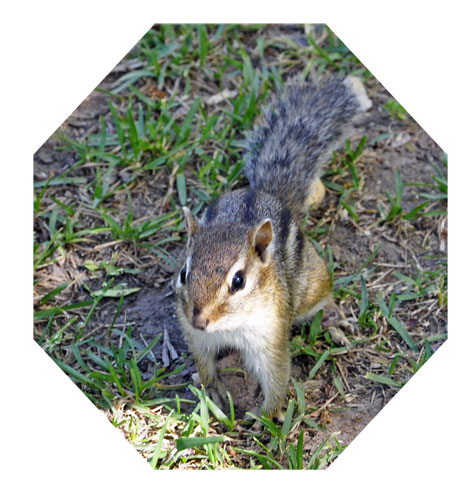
left=192, top=306, right=210, bottom=331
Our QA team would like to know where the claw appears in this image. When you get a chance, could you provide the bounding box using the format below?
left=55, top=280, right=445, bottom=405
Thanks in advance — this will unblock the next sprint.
left=328, top=326, right=351, bottom=347
left=191, top=372, right=227, bottom=409
left=245, top=405, right=285, bottom=425
left=322, top=298, right=357, bottom=341
left=207, top=380, right=228, bottom=410
left=206, top=387, right=225, bottom=410
left=337, top=318, right=356, bottom=335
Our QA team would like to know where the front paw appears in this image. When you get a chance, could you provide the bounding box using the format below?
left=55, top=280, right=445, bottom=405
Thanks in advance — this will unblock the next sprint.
left=192, top=372, right=227, bottom=409
left=246, top=405, right=285, bottom=424
left=327, top=326, right=351, bottom=347
left=322, top=303, right=356, bottom=346
left=205, top=382, right=227, bottom=410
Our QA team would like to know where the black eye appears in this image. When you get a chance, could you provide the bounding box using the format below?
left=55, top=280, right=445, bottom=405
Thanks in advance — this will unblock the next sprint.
left=179, top=266, right=187, bottom=285
left=231, top=270, right=246, bottom=293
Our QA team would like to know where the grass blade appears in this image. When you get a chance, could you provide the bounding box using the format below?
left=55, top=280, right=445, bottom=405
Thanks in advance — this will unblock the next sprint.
left=151, top=411, right=173, bottom=468
left=308, top=349, right=330, bottom=379
left=366, top=372, right=403, bottom=388
left=176, top=173, right=187, bottom=206
left=377, top=291, right=418, bottom=352
left=54, top=358, right=96, bottom=387
left=176, top=435, right=226, bottom=452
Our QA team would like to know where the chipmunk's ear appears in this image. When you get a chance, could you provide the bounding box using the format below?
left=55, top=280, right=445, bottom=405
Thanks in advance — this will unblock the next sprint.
left=182, top=207, right=200, bottom=239
left=249, top=218, right=274, bottom=263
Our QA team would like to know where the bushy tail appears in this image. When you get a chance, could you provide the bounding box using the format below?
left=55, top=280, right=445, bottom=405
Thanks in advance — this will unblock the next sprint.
left=243, top=76, right=371, bottom=217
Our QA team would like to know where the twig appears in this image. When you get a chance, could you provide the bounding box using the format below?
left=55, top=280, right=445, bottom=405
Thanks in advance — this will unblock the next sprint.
left=162, top=324, right=179, bottom=367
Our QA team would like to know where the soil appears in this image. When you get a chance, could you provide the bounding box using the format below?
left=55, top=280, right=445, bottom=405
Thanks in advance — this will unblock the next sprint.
left=33, top=28, right=447, bottom=467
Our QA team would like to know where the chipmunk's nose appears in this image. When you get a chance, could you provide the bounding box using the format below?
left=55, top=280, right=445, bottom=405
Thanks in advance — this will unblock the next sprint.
left=192, top=307, right=210, bottom=330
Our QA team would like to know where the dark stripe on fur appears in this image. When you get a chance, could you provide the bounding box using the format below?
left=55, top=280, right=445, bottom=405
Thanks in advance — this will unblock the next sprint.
left=278, top=206, right=292, bottom=248
left=295, top=228, right=305, bottom=262
left=204, top=197, right=220, bottom=223
left=242, top=188, right=257, bottom=224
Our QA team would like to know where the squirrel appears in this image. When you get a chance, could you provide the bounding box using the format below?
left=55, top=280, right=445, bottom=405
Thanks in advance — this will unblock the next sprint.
left=175, top=75, right=372, bottom=421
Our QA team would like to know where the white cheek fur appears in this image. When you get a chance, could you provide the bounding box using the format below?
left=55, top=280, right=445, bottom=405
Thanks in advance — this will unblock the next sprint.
left=176, top=255, right=192, bottom=289
left=193, top=299, right=279, bottom=356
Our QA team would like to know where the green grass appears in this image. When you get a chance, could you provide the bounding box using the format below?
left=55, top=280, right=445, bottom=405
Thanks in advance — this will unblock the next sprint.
left=37, top=288, right=187, bottom=406
left=34, top=24, right=447, bottom=469
left=384, top=99, right=408, bottom=121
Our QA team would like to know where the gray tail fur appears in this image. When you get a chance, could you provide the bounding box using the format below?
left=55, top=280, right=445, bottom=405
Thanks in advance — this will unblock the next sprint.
left=243, top=77, right=371, bottom=217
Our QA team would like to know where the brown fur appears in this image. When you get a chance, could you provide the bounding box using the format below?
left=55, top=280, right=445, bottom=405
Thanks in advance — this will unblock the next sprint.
left=175, top=77, right=371, bottom=418
left=176, top=201, right=334, bottom=419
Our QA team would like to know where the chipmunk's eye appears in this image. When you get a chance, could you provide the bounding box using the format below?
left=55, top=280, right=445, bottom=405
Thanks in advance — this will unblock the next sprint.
left=179, top=266, right=187, bottom=285
left=231, top=270, right=246, bottom=293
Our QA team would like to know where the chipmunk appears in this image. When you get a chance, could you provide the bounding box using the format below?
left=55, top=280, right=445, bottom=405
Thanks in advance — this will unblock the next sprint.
left=175, top=76, right=372, bottom=420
